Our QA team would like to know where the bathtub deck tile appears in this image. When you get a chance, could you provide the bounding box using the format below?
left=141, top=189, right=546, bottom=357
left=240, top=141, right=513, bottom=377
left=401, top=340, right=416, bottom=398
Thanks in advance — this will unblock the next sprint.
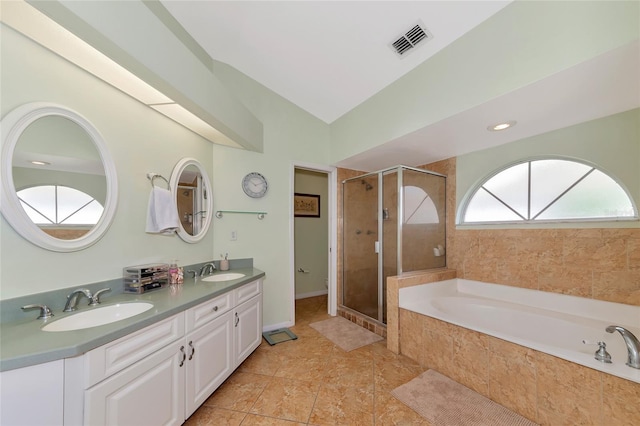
left=399, top=309, right=423, bottom=364
left=488, top=346, right=538, bottom=423
left=602, top=373, right=640, bottom=425
left=536, top=353, right=603, bottom=426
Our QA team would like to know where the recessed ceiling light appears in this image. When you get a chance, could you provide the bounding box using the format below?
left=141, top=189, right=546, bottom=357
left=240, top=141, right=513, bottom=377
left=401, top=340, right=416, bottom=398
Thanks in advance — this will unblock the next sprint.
left=488, top=120, right=517, bottom=131
left=30, top=160, right=50, bottom=166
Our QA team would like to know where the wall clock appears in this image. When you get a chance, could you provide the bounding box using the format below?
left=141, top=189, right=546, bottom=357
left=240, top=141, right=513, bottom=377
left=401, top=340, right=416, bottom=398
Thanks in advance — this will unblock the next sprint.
left=242, top=172, right=268, bottom=198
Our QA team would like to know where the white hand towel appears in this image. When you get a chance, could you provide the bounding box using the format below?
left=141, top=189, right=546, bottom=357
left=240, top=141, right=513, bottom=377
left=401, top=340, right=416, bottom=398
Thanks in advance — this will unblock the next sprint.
left=146, top=186, right=180, bottom=235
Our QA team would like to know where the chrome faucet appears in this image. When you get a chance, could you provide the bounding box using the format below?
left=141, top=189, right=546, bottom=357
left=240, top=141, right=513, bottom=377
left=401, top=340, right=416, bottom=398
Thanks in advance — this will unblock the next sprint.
left=606, top=325, right=640, bottom=369
left=199, top=262, right=217, bottom=276
left=89, top=288, right=111, bottom=306
left=63, top=288, right=93, bottom=312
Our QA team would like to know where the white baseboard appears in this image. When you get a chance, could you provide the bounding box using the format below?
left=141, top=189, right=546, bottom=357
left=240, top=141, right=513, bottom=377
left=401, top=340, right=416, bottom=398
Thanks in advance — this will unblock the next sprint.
left=295, top=290, right=328, bottom=300
left=262, top=320, right=294, bottom=333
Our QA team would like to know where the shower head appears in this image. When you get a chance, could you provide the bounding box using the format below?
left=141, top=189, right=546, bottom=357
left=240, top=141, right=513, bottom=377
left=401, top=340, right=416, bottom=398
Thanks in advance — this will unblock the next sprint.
left=361, top=180, right=373, bottom=191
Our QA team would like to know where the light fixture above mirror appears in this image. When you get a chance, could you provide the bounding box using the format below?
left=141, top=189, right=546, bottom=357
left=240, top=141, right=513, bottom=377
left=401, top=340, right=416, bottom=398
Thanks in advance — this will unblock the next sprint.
left=0, top=102, right=118, bottom=252
left=169, top=158, right=212, bottom=243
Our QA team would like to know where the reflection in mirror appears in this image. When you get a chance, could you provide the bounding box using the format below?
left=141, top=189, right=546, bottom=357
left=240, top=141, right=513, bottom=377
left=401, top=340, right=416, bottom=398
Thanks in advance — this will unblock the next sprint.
left=12, top=116, right=107, bottom=239
left=170, top=158, right=212, bottom=243
left=0, top=102, right=118, bottom=252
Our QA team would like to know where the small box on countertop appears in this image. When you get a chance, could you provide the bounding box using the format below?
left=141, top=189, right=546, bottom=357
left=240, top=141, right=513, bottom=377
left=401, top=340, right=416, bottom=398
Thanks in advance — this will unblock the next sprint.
left=123, top=263, right=169, bottom=294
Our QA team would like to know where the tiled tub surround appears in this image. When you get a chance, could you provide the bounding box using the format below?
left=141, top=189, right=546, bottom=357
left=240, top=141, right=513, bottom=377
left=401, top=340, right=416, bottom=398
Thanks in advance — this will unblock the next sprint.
left=400, top=279, right=640, bottom=384
left=396, top=279, right=640, bottom=425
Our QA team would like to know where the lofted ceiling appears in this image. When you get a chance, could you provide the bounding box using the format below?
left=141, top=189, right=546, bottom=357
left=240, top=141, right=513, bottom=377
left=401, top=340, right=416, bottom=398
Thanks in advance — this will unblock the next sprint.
left=161, top=1, right=639, bottom=171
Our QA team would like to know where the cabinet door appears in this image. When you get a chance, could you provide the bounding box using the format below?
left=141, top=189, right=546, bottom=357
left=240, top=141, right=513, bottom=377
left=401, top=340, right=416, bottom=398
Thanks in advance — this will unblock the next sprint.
left=84, top=342, right=185, bottom=426
left=0, top=360, right=63, bottom=426
left=234, top=294, right=262, bottom=366
left=185, top=311, right=234, bottom=418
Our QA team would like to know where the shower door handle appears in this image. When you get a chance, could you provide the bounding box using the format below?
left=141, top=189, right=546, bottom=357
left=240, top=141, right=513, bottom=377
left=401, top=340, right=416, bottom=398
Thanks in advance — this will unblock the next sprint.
left=374, top=241, right=380, bottom=253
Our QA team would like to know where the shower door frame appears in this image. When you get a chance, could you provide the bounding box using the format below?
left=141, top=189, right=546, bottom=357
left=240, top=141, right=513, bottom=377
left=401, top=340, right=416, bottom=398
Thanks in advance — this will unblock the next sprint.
left=342, top=165, right=447, bottom=325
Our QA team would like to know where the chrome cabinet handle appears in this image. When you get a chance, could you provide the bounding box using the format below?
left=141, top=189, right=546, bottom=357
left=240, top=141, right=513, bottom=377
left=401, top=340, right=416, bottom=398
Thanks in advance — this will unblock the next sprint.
left=179, top=345, right=186, bottom=367
left=188, top=341, right=195, bottom=360
left=235, top=312, right=239, bottom=327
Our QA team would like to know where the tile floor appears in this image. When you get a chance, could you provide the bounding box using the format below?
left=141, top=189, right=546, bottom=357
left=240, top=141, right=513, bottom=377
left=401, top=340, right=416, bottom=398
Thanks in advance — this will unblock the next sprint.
left=185, top=295, right=431, bottom=425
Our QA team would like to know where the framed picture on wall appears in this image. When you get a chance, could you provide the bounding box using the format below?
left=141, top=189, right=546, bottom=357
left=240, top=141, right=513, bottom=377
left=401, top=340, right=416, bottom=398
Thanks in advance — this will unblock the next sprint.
left=294, top=193, right=320, bottom=217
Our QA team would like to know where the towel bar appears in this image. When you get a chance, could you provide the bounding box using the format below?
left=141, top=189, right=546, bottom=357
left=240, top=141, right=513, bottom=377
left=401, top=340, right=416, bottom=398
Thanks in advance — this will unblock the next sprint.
left=147, top=172, right=170, bottom=189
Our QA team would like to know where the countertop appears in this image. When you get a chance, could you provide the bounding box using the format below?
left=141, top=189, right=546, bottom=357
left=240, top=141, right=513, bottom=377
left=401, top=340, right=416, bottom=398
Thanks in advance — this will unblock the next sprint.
left=0, top=267, right=265, bottom=372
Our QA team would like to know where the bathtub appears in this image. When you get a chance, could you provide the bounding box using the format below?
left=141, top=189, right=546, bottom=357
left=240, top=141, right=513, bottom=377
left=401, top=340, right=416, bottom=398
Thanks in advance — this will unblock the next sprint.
left=399, top=279, right=640, bottom=384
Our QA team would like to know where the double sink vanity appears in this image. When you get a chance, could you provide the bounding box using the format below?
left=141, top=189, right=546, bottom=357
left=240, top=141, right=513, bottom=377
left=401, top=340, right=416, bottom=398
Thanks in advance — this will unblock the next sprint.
left=0, top=96, right=268, bottom=425
left=1, top=267, right=265, bottom=425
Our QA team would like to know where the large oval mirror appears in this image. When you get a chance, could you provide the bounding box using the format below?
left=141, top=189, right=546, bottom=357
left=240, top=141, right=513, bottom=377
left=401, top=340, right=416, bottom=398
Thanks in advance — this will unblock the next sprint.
left=170, top=158, right=212, bottom=243
left=0, top=103, right=118, bottom=252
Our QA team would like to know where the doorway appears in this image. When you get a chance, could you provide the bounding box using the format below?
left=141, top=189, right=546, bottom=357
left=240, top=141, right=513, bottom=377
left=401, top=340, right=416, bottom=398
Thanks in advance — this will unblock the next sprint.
left=291, top=163, right=337, bottom=324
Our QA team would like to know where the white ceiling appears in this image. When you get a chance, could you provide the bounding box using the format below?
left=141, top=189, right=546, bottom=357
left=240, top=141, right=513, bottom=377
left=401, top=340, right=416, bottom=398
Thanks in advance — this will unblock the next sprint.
left=161, top=0, right=511, bottom=123
left=161, top=1, right=639, bottom=171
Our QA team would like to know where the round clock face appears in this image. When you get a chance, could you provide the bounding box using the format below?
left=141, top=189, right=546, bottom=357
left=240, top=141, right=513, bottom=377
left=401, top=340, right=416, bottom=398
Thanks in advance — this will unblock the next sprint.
left=242, top=172, right=268, bottom=198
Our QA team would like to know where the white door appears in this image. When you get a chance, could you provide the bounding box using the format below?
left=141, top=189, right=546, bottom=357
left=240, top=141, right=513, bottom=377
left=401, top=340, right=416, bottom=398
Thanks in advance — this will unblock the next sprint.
left=184, top=311, right=234, bottom=417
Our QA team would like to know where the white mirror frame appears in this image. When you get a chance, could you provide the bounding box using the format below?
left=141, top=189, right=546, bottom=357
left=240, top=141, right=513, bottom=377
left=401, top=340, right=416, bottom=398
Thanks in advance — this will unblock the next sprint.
left=0, top=102, right=118, bottom=252
left=170, top=157, right=212, bottom=243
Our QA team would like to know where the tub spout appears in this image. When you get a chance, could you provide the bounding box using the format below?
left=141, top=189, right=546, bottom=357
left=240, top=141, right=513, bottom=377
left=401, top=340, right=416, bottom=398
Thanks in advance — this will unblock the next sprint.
left=606, top=325, right=640, bottom=369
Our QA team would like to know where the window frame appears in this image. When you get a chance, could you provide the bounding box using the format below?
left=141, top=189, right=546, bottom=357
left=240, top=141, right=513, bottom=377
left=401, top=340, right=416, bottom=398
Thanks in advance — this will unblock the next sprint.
left=457, top=156, right=639, bottom=226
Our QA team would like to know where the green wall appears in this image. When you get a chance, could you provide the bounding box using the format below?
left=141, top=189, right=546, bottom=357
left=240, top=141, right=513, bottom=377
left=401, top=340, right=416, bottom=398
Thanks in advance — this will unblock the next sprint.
left=0, top=24, right=214, bottom=298
left=210, top=61, right=331, bottom=327
left=330, top=0, right=640, bottom=164
left=456, top=109, right=640, bottom=228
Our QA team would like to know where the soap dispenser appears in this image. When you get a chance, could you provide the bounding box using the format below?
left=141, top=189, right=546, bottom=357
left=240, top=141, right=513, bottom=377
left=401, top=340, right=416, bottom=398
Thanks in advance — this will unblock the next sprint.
left=169, top=259, right=182, bottom=285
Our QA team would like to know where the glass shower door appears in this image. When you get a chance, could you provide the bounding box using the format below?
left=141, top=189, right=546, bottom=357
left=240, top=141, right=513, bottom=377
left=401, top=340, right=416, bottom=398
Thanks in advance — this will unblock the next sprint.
left=342, top=175, right=379, bottom=320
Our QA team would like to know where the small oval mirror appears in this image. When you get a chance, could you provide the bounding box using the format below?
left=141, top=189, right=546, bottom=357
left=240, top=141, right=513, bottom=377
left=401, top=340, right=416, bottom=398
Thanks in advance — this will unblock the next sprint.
left=0, top=103, right=118, bottom=252
left=169, top=158, right=212, bottom=243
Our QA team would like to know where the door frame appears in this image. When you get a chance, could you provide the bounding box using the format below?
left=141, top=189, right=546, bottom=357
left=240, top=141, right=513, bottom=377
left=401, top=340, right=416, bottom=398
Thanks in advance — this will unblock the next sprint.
left=290, top=161, right=337, bottom=321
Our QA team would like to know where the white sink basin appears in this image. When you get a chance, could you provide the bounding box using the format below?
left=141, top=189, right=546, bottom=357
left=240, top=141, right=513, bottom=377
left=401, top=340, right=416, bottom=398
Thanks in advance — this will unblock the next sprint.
left=42, top=302, right=154, bottom=332
left=201, top=273, right=245, bottom=282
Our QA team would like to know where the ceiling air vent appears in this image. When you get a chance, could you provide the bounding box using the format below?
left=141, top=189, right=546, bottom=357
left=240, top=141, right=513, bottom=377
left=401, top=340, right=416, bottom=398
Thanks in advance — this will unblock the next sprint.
left=390, top=22, right=432, bottom=57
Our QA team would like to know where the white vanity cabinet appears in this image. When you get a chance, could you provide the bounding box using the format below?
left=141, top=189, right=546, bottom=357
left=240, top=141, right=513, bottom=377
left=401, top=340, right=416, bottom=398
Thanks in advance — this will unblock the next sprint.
left=64, top=278, right=263, bottom=426
left=0, top=359, right=64, bottom=426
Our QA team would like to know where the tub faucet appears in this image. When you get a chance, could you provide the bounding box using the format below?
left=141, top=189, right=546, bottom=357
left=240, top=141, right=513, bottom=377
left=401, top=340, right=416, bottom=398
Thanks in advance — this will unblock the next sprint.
left=63, top=288, right=93, bottom=312
left=606, top=325, right=640, bottom=369
left=199, top=262, right=216, bottom=276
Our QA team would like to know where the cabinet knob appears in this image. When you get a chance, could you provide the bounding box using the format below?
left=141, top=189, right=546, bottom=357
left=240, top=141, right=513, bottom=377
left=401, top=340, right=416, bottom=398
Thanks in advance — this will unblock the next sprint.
left=212, top=305, right=218, bottom=312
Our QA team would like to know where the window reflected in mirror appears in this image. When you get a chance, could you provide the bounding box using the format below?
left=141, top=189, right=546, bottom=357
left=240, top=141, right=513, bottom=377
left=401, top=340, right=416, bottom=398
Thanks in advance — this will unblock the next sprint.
left=176, top=165, right=207, bottom=236
left=11, top=115, right=108, bottom=240
left=17, top=185, right=103, bottom=239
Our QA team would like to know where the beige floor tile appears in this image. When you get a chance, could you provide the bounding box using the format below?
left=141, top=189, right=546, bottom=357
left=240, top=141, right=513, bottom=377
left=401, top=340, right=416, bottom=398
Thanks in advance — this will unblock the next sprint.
left=237, top=346, right=283, bottom=376
left=241, top=414, right=307, bottom=425
left=374, top=357, right=423, bottom=392
left=203, top=372, right=271, bottom=411
left=184, top=406, right=246, bottom=426
left=308, top=383, right=374, bottom=426
left=274, top=355, right=329, bottom=382
left=374, top=391, right=429, bottom=425
left=250, top=376, right=320, bottom=423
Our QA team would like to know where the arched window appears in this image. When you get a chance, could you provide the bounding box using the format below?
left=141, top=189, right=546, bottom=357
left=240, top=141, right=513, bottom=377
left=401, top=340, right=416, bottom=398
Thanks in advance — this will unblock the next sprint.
left=17, top=185, right=104, bottom=225
left=460, top=158, right=637, bottom=224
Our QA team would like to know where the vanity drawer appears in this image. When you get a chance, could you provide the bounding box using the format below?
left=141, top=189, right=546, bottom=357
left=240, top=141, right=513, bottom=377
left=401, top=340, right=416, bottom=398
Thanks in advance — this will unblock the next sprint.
left=186, top=291, right=234, bottom=331
left=84, top=313, right=185, bottom=388
left=236, top=279, right=262, bottom=305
